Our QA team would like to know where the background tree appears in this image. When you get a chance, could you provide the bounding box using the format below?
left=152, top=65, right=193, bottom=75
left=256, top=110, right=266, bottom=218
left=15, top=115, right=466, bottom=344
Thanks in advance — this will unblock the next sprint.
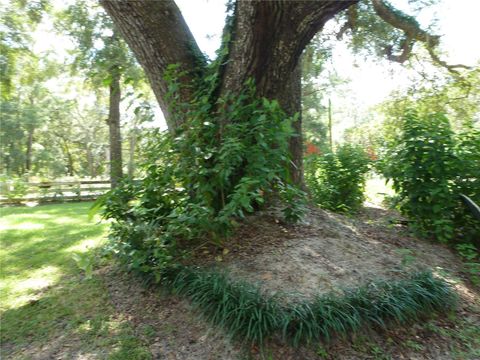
left=58, top=1, right=141, bottom=187
left=301, top=39, right=330, bottom=151
left=0, top=53, right=58, bottom=177
left=301, top=33, right=352, bottom=152
left=0, top=0, right=50, bottom=99
left=0, top=0, right=52, bottom=177
left=1, top=0, right=157, bottom=183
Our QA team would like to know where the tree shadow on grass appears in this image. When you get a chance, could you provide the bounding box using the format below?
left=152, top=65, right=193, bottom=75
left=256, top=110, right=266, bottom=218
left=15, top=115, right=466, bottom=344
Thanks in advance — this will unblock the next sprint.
left=1, top=273, right=151, bottom=360
left=1, top=202, right=107, bottom=306
left=0, top=202, right=152, bottom=359
left=1, top=226, right=105, bottom=277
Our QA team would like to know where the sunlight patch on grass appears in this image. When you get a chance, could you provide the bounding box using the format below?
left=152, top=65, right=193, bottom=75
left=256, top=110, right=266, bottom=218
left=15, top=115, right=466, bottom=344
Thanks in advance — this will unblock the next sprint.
left=52, top=216, right=90, bottom=225
left=2, top=275, right=152, bottom=359
left=0, top=202, right=107, bottom=311
left=16, top=265, right=60, bottom=291
left=0, top=221, right=45, bottom=231
left=65, top=238, right=102, bottom=253
left=0, top=202, right=151, bottom=359
left=0, top=212, right=54, bottom=223
left=6, top=265, right=62, bottom=308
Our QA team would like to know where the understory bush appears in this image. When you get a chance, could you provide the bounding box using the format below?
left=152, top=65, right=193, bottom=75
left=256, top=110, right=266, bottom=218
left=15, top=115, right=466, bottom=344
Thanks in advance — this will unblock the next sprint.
left=0, top=175, right=28, bottom=200
left=98, top=69, right=306, bottom=277
left=380, top=110, right=480, bottom=244
left=455, top=243, right=480, bottom=286
left=164, top=267, right=456, bottom=346
left=453, top=127, right=480, bottom=244
left=305, top=144, right=371, bottom=212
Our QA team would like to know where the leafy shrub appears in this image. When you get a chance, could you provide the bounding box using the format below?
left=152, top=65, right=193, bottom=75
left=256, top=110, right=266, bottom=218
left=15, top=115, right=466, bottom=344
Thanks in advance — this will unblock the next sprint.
left=305, top=144, right=371, bottom=212
left=456, top=243, right=480, bottom=286
left=98, top=73, right=306, bottom=278
left=0, top=175, right=28, bottom=200
left=452, top=126, right=480, bottom=244
left=71, top=252, right=94, bottom=280
left=380, top=110, right=480, bottom=243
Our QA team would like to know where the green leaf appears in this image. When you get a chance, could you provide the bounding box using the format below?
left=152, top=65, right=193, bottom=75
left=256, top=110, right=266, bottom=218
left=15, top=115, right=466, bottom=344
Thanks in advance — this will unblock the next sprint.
left=102, top=76, right=112, bottom=86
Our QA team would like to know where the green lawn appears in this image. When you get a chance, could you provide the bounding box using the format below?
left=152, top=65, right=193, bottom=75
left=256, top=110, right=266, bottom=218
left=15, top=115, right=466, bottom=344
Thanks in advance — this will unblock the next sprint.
left=0, top=202, right=151, bottom=359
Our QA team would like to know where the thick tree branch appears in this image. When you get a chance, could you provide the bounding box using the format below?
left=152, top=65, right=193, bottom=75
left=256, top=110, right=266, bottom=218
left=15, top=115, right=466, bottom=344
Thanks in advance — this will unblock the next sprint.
left=371, top=0, right=438, bottom=46
left=337, top=5, right=358, bottom=40
left=385, top=36, right=414, bottom=63
left=371, top=0, right=470, bottom=73
left=426, top=47, right=472, bottom=74
left=220, top=1, right=357, bottom=99
left=100, top=0, right=357, bottom=134
left=100, top=0, right=206, bottom=130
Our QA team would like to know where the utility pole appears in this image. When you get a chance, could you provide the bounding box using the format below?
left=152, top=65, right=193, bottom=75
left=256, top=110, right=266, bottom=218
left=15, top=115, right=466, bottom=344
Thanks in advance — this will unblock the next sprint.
left=328, top=98, right=333, bottom=151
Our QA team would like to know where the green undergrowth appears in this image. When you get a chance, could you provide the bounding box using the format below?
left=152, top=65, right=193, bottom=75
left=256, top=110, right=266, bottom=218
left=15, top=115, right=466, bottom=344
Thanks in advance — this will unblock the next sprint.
left=380, top=110, right=480, bottom=243
left=160, top=266, right=457, bottom=347
left=98, top=74, right=306, bottom=279
left=305, top=143, right=371, bottom=212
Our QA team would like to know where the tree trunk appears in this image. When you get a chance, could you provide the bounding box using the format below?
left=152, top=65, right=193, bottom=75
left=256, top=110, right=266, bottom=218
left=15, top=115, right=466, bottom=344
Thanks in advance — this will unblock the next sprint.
left=108, top=70, right=123, bottom=188
left=273, top=63, right=304, bottom=185
left=25, top=127, right=34, bottom=174
left=100, top=0, right=204, bottom=130
left=101, top=1, right=357, bottom=186
left=62, top=141, right=75, bottom=176
left=4, top=142, right=12, bottom=174
left=66, top=146, right=75, bottom=176
left=128, top=127, right=137, bottom=178
left=86, top=145, right=95, bottom=178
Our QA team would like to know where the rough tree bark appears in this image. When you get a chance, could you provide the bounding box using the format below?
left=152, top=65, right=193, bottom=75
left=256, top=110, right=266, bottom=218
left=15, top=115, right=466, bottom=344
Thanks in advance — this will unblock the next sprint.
left=99, top=0, right=204, bottom=130
left=107, top=70, right=123, bottom=188
left=100, top=0, right=356, bottom=185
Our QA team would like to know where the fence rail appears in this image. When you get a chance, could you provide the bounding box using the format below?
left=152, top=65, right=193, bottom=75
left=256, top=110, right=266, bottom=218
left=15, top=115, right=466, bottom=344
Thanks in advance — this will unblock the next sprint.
left=0, top=180, right=112, bottom=205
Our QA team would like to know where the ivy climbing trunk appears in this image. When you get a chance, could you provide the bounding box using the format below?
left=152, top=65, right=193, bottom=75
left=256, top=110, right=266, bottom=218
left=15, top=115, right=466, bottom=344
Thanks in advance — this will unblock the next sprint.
left=107, top=71, right=122, bottom=188
left=101, top=0, right=357, bottom=186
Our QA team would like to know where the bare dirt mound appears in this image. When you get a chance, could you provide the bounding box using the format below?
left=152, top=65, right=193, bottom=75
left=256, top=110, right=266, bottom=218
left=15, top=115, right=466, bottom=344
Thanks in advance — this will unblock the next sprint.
left=102, top=206, right=480, bottom=359
left=217, top=207, right=465, bottom=300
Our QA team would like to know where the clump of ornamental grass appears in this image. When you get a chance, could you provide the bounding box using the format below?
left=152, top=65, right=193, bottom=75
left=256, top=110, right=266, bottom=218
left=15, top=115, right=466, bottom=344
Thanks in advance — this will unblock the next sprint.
left=162, top=267, right=457, bottom=347
left=167, top=266, right=281, bottom=345
left=282, top=271, right=457, bottom=346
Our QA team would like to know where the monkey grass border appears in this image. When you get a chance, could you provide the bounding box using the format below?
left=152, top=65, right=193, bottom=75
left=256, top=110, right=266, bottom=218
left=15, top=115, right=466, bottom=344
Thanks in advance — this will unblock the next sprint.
left=159, top=266, right=457, bottom=346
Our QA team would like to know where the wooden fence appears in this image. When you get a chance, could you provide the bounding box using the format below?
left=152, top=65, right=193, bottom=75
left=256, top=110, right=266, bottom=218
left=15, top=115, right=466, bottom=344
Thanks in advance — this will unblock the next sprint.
left=0, top=180, right=111, bottom=205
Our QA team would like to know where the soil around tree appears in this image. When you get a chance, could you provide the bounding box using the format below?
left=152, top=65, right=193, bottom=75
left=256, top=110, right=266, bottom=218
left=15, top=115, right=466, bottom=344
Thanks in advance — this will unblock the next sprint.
left=104, top=205, right=480, bottom=359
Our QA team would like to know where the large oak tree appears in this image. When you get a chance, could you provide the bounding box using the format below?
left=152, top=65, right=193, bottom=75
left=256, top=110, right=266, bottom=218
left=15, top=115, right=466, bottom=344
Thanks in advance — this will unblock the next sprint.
left=100, top=0, right=457, bottom=184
